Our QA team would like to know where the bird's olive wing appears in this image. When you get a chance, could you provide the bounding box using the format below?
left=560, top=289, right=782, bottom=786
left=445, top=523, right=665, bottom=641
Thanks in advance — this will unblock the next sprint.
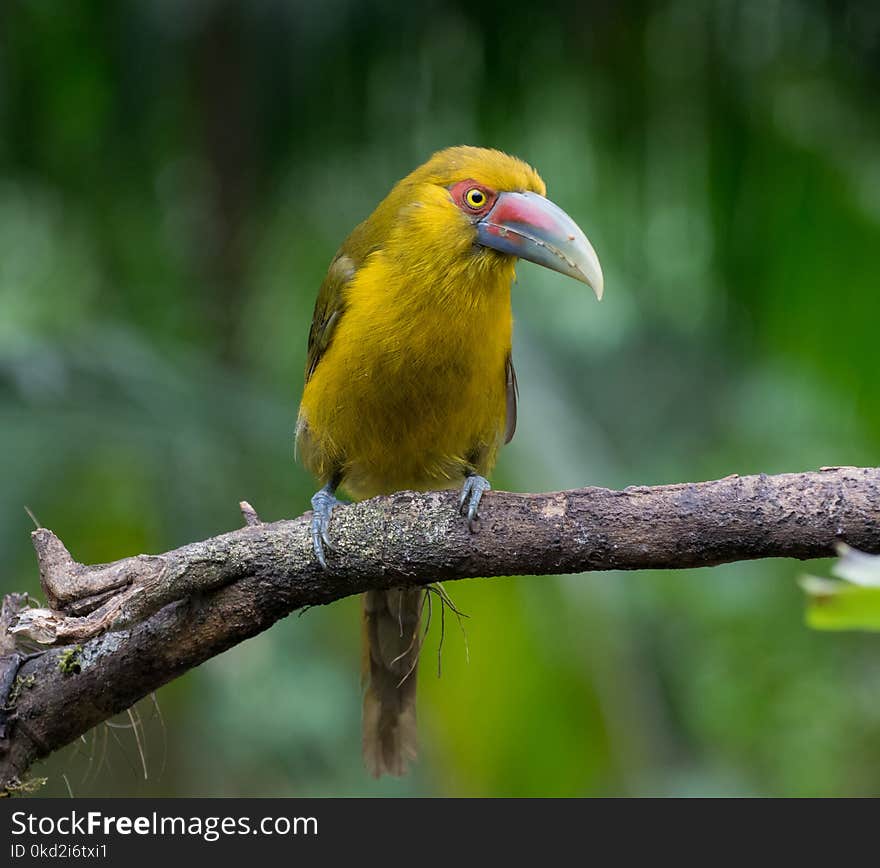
left=504, top=352, right=518, bottom=444
left=305, top=254, right=356, bottom=383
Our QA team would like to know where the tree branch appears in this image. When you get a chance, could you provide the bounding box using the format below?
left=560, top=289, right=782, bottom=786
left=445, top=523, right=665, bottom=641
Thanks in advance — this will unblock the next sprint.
left=2, top=466, right=879, bottom=793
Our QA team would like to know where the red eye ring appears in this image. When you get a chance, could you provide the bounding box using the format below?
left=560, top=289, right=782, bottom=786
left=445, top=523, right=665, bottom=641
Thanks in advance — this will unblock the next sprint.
left=449, top=179, right=496, bottom=215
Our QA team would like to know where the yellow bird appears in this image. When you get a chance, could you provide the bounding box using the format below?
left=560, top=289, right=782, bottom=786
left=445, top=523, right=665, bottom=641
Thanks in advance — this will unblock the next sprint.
left=296, top=146, right=603, bottom=777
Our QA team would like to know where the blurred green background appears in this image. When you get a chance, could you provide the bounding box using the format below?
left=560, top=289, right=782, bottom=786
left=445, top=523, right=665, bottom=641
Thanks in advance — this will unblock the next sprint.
left=2, top=0, right=880, bottom=797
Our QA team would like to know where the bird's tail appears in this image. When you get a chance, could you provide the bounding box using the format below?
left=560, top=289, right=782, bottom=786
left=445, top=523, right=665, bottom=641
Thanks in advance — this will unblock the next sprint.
left=361, top=587, right=424, bottom=777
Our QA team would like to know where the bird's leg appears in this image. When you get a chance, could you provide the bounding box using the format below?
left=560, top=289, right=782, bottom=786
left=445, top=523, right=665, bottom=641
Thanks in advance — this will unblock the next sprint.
left=311, top=480, right=342, bottom=569
left=458, top=472, right=491, bottom=532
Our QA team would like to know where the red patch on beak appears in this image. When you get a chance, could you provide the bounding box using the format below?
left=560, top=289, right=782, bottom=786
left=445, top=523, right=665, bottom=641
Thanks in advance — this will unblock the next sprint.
left=484, top=192, right=557, bottom=233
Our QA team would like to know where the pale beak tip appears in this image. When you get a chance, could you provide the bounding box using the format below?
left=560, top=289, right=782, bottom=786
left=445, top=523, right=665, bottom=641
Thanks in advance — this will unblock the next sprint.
left=578, top=253, right=604, bottom=301
left=568, top=224, right=604, bottom=301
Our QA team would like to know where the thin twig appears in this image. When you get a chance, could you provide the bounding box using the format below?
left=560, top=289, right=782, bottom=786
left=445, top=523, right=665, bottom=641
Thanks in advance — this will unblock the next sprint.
left=127, top=707, right=148, bottom=781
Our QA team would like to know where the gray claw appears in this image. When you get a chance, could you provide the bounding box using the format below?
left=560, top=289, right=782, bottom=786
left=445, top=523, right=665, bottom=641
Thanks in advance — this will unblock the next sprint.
left=311, top=486, right=340, bottom=569
left=458, top=475, right=491, bottom=532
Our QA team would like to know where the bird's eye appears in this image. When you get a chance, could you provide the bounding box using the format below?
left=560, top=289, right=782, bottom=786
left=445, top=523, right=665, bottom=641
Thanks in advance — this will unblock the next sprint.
left=465, top=188, right=487, bottom=209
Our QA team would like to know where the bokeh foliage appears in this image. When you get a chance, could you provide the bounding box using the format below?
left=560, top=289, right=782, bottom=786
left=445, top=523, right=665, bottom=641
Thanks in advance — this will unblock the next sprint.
left=803, top=547, right=880, bottom=631
left=2, top=0, right=880, bottom=796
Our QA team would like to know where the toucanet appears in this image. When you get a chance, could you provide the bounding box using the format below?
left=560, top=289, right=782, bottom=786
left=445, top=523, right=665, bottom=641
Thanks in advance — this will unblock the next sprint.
left=296, top=146, right=603, bottom=777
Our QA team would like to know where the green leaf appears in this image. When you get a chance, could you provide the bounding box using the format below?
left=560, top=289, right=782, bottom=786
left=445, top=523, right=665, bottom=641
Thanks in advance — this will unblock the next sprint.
left=801, top=546, right=880, bottom=631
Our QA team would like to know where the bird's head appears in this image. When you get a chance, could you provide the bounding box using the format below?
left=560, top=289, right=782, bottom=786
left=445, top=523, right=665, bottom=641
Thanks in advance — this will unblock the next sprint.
left=376, top=145, right=603, bottom=300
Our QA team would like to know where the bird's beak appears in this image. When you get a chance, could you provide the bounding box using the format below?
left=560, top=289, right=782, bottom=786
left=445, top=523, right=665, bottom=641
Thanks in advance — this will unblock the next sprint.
left=476, top=191, right=604, bottom=300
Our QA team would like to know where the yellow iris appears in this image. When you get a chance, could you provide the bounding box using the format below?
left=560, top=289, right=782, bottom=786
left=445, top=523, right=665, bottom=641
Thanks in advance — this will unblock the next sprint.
left=465, top=188, right=486, bottom=208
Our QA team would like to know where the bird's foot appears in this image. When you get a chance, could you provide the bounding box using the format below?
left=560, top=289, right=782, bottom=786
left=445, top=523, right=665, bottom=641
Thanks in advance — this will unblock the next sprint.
left=310, top=484, right=341, bottom=569
left=458, top=474, right=491, bottom=532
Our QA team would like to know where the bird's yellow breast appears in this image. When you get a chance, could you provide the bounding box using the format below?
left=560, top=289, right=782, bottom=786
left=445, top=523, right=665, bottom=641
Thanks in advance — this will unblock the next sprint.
left=298, top=248, right=515, bottom=500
